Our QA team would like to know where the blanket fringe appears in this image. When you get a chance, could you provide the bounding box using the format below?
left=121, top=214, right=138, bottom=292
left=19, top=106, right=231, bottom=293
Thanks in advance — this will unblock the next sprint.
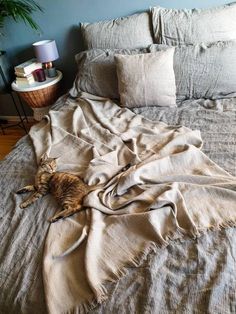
left=60, top=221, right=236, bottom=313
left=66, top=296, right=100, bottom=314
left=197, top=219, right=236, bottom=234
left=85, top=242, right=158, bottom=307
left=89, top=221, right=236, bottom=311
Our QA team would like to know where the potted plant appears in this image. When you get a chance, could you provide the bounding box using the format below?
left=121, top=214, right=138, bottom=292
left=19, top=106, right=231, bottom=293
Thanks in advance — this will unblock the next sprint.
left=0, top=0, right=43, bottom=88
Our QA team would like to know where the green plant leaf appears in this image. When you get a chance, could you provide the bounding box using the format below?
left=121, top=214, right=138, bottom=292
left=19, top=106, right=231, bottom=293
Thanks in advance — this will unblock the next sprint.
left=0, top=0, right=43, bottom=33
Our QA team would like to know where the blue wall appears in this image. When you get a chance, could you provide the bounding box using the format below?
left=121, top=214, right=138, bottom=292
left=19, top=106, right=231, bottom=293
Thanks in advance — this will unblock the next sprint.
left=0, top=0, right=230, bottom=116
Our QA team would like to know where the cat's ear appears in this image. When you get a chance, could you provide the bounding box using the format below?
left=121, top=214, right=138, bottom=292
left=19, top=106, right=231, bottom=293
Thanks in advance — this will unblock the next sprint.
left=40, top=153, right=48, bottom=162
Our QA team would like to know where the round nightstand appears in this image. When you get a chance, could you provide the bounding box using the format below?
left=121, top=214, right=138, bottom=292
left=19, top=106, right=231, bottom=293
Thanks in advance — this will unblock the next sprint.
left=11, top=70, right=63, bottom=121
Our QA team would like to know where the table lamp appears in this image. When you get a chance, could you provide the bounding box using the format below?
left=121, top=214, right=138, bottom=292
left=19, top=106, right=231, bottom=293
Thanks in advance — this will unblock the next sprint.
left=33, top=40, right=59, bottom=78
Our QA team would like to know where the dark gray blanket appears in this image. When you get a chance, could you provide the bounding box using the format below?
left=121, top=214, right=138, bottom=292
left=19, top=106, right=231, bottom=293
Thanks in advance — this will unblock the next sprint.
left=0, top=96, right=235, bottom=314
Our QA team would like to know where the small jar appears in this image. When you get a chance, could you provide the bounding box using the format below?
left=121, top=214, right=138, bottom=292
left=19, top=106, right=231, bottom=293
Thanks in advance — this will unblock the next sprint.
left=33, top=68, right=46, bottom=82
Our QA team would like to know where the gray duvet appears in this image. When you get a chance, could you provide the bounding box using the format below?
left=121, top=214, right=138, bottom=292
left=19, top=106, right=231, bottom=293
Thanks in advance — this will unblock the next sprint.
left=0, top=96, right=236, bottom=314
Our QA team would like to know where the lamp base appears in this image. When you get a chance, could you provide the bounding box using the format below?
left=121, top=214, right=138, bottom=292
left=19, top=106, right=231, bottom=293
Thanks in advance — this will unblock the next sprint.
left=43, top=62, right=57, bottom=78
left=46, top=67, right=57, bottom=78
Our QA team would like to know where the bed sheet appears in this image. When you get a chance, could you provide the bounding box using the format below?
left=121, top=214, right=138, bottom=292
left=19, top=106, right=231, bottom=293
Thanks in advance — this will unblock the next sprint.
left=0, top=96, right=235, bottom=314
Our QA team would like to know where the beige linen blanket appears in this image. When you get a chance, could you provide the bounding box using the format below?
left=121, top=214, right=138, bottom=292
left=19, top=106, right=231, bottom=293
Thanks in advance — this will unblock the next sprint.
left=29, top=96, right=236, bottom=313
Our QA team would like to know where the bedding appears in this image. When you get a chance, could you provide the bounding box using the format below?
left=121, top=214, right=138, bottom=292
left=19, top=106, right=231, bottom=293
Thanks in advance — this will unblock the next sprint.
left=81, top=12, right=153, bottom=49
left=0, top=95, right=236, bottom=314
left=115, top=49, right=176, bottom=108
left=150, top=41, right=236, bottom=101
left=34, top=96, right=236, bottom=313
left=151, top=2, right=236, bottom=45
left=2, top=3, right=236, bottom=312
left=69, top=47, right=148, bottom=99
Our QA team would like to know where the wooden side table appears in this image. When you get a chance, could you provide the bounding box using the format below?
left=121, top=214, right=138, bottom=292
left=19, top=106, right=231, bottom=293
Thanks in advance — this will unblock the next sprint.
left=11, top=70, right=63, bottom=121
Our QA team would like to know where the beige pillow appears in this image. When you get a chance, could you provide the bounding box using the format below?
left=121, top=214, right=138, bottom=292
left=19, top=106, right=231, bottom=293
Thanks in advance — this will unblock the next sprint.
left=115, top=48, right=176, bottom=108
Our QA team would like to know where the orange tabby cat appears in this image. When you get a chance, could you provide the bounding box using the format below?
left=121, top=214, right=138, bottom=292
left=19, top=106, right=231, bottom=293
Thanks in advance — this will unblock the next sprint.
left=17, top=153, right=98, bottom=223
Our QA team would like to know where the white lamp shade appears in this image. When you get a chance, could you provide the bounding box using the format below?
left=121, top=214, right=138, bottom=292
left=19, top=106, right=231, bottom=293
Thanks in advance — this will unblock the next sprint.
left=33, top=40, right=59, bottom=63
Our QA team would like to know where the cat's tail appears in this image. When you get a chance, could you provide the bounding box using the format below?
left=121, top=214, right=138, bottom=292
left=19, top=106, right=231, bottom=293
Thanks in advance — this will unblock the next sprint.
left=52, top=225, right=88, bottom=259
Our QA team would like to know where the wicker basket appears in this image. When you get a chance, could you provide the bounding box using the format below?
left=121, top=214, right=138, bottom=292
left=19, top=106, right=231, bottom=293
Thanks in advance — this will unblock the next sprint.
left=18, top=82, right=61, bottom=108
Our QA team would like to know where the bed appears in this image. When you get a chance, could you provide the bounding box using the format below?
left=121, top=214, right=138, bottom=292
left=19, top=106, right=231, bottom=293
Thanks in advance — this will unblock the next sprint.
left=1, top=3, right=236, bottom=314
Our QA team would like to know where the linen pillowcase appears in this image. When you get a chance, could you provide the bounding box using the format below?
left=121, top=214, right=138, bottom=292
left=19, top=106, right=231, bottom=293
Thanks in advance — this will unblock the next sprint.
left=115, top=48, right=176, bottom=108
left=81, top=12, right=153, bottom=49
left=69, top=48, right=148, bottom=99
left=150, top=41, right=236, bottom=100
left=151, top=2, right=236, bottom=45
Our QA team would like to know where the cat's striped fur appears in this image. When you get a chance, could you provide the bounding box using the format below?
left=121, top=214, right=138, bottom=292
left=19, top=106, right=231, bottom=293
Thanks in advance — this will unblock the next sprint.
left=17, top=153, right=97, bottom=223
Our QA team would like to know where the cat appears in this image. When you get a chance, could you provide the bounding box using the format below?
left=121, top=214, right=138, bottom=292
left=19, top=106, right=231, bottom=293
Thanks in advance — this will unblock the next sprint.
left=17, top=153, right=99, bottom=223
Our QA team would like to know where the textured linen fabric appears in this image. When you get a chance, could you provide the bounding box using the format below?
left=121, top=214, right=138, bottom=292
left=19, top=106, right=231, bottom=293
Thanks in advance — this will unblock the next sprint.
left=150, top=41, right=236, bottom=101
left=115, top=49, right=176, bottom=108
left=27, top=96, right=236, bottom=313
left=1, top=95, right=236, bottom=314
left=151, top=2, right=236, bottom=45
left=81, top=12, right=153, bottom=49
left=69, top=48, right=148, bottom=99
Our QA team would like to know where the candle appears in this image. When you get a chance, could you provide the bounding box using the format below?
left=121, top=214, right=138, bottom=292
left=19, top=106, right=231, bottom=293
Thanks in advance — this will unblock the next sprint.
left=34, top=68, right=46, bottom=82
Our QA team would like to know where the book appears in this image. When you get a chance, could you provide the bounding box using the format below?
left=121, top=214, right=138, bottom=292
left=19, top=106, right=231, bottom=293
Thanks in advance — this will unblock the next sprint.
left=16, top=79, right=35, bottom=87
left=15, top=71, right=34, bottom=78
left=16, top=74, right=35, bottom=87
left=14, top=58, right=42, bottom=75
left=16, top=74, right=34, bottom=82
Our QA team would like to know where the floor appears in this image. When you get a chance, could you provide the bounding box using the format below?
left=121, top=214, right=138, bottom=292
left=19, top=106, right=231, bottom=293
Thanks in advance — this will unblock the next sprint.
left=0, top=121, right=33, bottom=160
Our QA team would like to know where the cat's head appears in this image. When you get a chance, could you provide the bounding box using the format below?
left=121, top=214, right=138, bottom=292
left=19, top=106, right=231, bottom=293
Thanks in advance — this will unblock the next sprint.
left=39, top=153, right=58, bottom=173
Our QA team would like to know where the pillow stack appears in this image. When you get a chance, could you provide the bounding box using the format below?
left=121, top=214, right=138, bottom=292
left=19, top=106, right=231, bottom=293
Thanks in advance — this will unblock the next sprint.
left=70, top=12, right=153, bottom=102
left=150, top=2, right=236, bottom=101
left=71, top=2, right=236, bottom=107
left=71, top=11, right=177, bottom=107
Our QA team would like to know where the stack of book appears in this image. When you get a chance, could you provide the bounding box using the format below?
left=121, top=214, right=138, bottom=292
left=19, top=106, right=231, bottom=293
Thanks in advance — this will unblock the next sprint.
left=15, top=58, right=42, bottom=87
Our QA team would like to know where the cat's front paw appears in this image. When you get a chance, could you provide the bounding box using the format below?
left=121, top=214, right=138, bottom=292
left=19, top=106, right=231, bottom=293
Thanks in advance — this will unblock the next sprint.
left=49, top=213, right=64, bottom=223
left=20, top=203, right=28, bottom=209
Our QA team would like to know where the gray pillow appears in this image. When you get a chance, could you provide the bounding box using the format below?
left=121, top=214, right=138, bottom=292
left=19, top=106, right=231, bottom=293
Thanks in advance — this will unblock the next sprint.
left=151, top=3, right=236, bottom=45
left=81, top=12, right=153, bottom=49
left=115, top=49, right=176, bottom=108
left=69, top=48, right=148, bottom=99
left=150, top=41, right=236, bottom=100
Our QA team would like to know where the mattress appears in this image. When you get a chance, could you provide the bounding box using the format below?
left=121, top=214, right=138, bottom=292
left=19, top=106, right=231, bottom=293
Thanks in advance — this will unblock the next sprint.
left=0, top=95, right=235, bottom=313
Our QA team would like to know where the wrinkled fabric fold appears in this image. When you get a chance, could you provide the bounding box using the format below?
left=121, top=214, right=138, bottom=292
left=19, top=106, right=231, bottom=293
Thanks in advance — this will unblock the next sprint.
left=29, top=97, right=236, bottom=313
